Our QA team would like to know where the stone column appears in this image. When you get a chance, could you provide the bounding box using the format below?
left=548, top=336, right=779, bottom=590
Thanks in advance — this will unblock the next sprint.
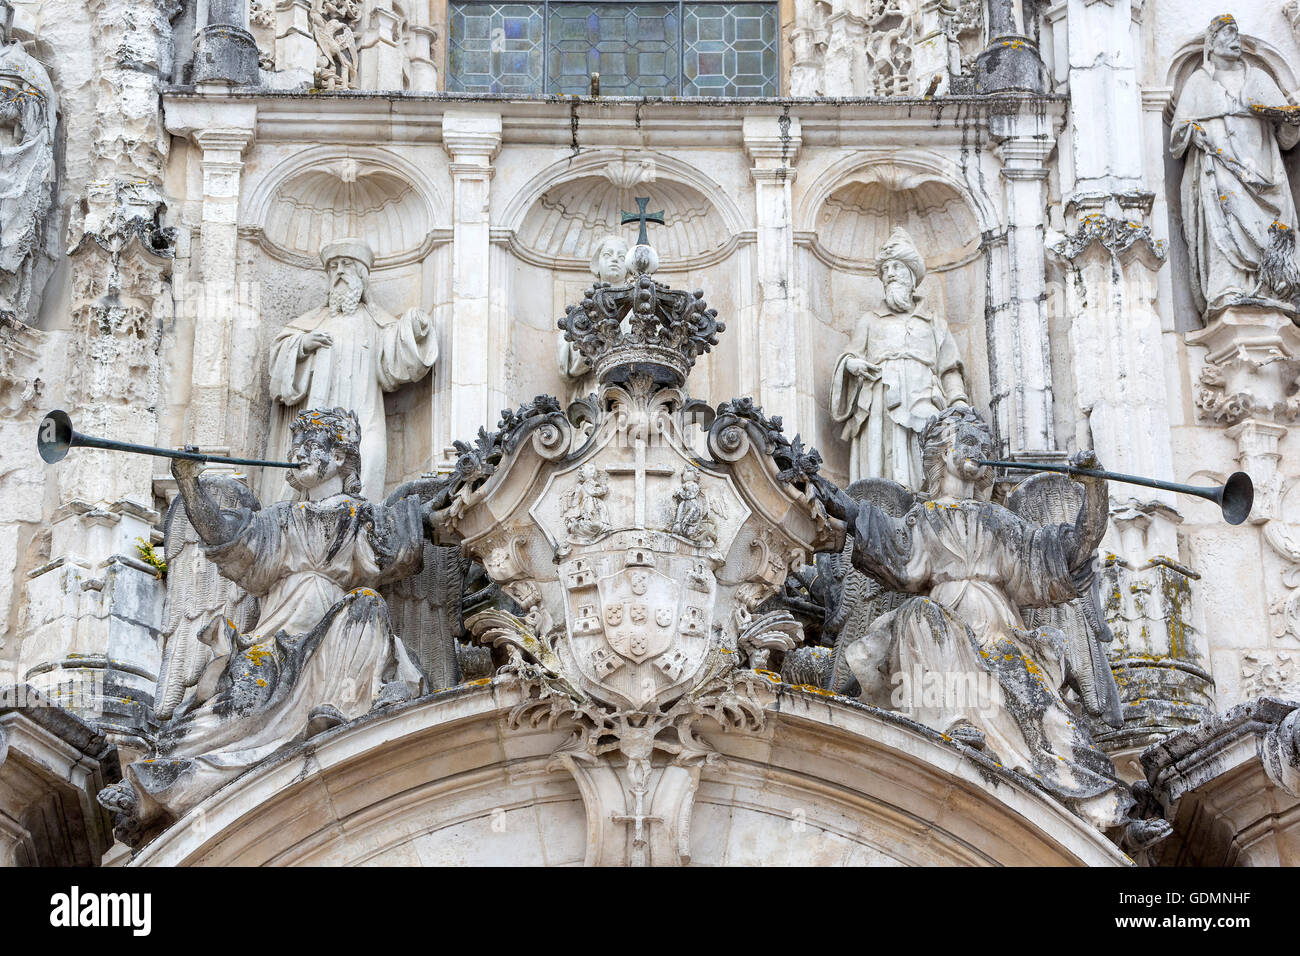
left=1048, top=0, right=1211, bottom=758
left=742, top=114, right=810, bottom=438
left=974, top=0, right=1046, bottom=93
left=359, top=6, right=405, bottom=91
left=162, top=106, right=258, bottom=454
left=193, top=0, right=259, bottom=87
left=987, top=108, right=1058, bottom=458
left=274, top=0, right=319, bottom=86
left=913, top=0, right=958, bottom=96
left=442, top=110, right=502, bottom=455
left=17, top=0, right=179, bottom=752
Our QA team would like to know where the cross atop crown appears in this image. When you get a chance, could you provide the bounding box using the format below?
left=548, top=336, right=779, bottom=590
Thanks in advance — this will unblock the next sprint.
left=621, top=197, right=666, bottom=247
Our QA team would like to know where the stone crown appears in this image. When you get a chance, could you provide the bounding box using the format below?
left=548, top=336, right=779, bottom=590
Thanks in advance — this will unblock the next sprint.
left=557, top=257, right=725, bottom=388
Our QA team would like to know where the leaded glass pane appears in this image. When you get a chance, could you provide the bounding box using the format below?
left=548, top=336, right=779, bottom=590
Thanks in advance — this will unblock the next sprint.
left=547, top=4, right=680, bottom=96
left=448, top=3, right=545, bottom=94
left=682, top=3, right=777, bottom=97
left=446, top=2, right=780, bottom=98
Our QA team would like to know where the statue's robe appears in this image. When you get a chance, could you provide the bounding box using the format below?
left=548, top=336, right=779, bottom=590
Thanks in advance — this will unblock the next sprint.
left=1171, top=63, right=1300, bottom=315
left=830, top=308, right=967, bottom=490
left=0, top=38, right=56, bottom=315
left=843, top=498, right=1132, bottom=830
left=268, top=301, right=436, bottom=501
left=123, top=494, right=425, bottom=823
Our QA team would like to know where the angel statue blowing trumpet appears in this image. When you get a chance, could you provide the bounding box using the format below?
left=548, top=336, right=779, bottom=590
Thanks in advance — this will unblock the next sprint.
left=812, top=406, right=1171, bottom=849
left=97, top=408, right=429, bottom=844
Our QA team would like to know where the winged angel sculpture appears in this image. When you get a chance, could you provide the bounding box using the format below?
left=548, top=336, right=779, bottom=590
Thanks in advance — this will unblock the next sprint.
left=99, top=408, right=428, bottom=843
left=814, top=405, right=1168, bottom=849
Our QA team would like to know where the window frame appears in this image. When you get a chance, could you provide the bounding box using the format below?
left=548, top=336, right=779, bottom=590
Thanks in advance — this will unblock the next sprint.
left=446, top=0, right=783, bottom=98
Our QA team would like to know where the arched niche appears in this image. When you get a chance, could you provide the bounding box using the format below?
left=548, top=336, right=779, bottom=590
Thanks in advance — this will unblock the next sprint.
left=796, top=154, right=992, bottom=485
left=238, top=146, right=451, bottom=500
left=243, top=146, right=448, bottom=270
left=498, top=152, right=751, bottom=414
left=1162, top=34, right=1300, bottom=331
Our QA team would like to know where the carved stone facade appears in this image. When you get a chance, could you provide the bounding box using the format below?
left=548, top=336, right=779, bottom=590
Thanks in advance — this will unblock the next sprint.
left=0, top=0, right=1298, bottom=869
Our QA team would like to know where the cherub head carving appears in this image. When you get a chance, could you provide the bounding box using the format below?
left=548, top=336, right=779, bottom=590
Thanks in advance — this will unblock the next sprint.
left=589, top=235, right=631, bottom=285
left=286, top=407, right=364, bottom=497
left=920, top=405, right=996, bottom=500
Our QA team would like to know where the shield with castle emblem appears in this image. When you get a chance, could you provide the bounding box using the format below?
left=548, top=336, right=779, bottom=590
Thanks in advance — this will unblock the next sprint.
left=559, top=537, right=718, bottom=710
left=598, top=567, right=678, bottom=663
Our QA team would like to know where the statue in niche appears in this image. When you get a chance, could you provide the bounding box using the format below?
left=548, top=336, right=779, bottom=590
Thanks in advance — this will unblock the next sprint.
left=830, top=226, right=969, bottom=490
left=814, top=406, right=1169, bottom=848
left=267, top=237, right=437, bottom=502
left=0, top=0, right=56, bottom=323
left=98, top=408, right=428, bottom=841
left=557, top=235, right=631, bottom=399
left=1171, top=13, right=1300, bottom=318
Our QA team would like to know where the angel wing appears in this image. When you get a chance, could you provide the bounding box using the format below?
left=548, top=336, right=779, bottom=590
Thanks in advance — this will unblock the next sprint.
left=381, top=542, right=469, bottom=690
left=1007, top=472, right=1123, bottom=729
left=381, top=476, right=470, bottom=689
left=826, top=478, right=916, bottom=695
left=155, top=474, right=260, bottom=721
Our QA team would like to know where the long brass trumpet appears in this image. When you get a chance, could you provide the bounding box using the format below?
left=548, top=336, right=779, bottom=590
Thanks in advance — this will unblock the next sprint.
left=975, top=459, right=1253, bottom=525
left=36, top=410, right=301, bottom=470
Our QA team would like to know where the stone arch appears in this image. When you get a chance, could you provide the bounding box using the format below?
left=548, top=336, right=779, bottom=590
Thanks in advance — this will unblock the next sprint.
left=798, top=150, right=993, bottom=274
left=500, top=149, right=748, bottom=251
left=125, top=686, right=1129, bottom=867
left=243, top=146, right=448, bottom=271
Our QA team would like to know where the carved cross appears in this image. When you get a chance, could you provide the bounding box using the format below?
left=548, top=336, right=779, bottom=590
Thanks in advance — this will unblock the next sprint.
left=606, top=435, right=674, bottom=528
left=621, top=197, right=665, bottom=247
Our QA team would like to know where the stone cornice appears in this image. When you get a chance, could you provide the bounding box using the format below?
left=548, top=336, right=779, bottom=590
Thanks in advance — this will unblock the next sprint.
left=162, top=90, right=1069, bottom=149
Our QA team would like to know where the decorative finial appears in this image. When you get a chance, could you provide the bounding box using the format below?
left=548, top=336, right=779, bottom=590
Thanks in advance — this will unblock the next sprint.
left=621, top=197, right=665, bottom=247
left=621, top=197, right=665, bottom=276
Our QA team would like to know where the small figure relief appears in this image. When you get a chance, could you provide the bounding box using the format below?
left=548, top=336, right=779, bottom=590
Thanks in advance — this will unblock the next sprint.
left=563, top=463, right=612, bottom=543
left=1171, top=14, right=1300, bottom=319
left=310, top=0, right=361, bottom=91
left=830, top=227, right=970, bottom=489
left=669, top=465, right=726, bottom=551
left=558, top=234, right=631, bottom=399
left=0, top=2, right=56, bottom=323
left=98, top=408, right=429, bottom=841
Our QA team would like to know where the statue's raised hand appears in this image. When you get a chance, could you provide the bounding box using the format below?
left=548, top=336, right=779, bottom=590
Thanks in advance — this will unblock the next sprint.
left=301, top=330, right=333, bottom=354
left=1069, top=448, right=1102, bottom=473
left=171, top=457, right=203, bottom=483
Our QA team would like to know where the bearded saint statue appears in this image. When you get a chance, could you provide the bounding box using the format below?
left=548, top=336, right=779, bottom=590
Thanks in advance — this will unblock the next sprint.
left=1171, top=14, right=1300, bottom=320
left=267, top=238, right=437, bottom=502
left=830, top=227, right=970, bottom=490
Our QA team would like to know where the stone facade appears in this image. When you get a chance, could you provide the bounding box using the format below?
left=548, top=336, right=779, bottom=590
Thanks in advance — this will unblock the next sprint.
left=0, top=0, right=1297, bottom=866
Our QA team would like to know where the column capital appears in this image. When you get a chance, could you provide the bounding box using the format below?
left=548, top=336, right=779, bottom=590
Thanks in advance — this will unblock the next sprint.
left=742, top=114, right=801, bottom=170
left=163, top=98, right=258, bottom=140
left=193, top=127, right=256, bottom=167
left=442, top=110, right=503, bottom=164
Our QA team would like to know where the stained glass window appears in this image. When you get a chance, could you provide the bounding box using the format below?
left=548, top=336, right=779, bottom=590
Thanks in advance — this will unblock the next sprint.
left=448, top=2, right=778, bottom=97
left=448, top=3, right=546, bottom=94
